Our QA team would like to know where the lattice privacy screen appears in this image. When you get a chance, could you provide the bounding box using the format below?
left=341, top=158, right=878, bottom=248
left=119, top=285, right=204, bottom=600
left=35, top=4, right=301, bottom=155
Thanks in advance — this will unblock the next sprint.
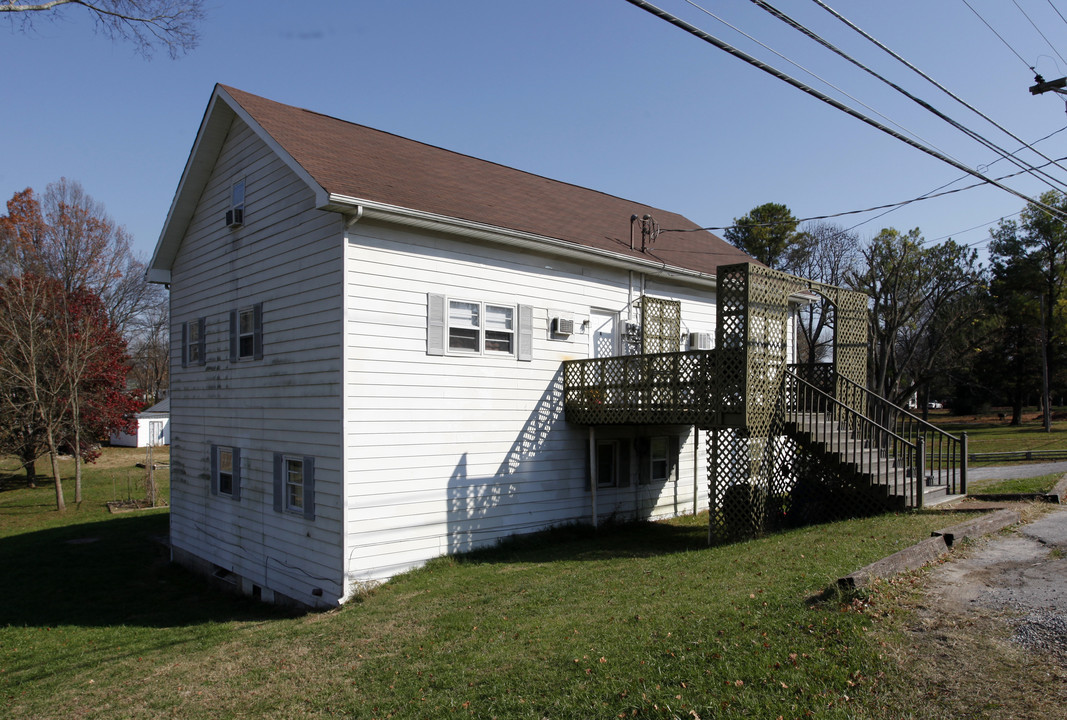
left=640, top=296, right=681, bottom=355
left=707, top=263, right=870, bottom=542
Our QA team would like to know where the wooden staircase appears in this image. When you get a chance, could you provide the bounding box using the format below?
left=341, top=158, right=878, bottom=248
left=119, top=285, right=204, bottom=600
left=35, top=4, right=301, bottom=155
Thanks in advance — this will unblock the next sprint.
left=784, top=411, right=927, bottom=509
left=783, top=369, right=967, bottom=511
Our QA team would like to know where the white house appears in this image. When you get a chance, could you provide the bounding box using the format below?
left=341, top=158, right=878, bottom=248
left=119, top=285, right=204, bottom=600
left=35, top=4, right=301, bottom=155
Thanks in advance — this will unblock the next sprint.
left=109, top=398, right=170, bottom=448
left=149, top=85, right=767, bottom=609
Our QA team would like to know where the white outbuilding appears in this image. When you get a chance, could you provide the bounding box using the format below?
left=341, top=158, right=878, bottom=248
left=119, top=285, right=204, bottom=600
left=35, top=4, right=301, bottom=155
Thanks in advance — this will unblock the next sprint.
left=109, top=398, right=170, bottom=448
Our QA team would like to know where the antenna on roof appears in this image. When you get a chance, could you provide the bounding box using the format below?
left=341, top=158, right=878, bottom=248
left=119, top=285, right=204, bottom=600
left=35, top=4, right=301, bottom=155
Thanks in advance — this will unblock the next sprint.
left=640, top=214, right=660, bottom=252
left=630, top=213, right=661, bottom=251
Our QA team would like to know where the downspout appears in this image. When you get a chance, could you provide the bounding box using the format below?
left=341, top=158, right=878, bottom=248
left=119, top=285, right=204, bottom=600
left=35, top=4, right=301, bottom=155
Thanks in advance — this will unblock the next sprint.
left=345, top=205, right=364, bottom=229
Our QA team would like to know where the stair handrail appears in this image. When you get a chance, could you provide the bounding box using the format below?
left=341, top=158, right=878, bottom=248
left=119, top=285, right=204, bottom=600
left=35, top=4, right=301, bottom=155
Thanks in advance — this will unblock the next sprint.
left=785, top=369, right=924, bottom=509
left=833, top=373, right=966, bottom=494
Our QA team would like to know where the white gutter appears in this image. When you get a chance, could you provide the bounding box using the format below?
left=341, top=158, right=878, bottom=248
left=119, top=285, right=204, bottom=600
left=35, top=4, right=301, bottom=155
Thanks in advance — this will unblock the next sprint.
left=325, top=193, right=720, bottom=290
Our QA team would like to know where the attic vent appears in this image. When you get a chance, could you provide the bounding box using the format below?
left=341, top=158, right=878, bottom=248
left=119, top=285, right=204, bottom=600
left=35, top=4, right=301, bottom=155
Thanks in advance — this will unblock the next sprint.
left=225, top=208, right=244, bottom=228
left=552, top=317, right=574, bottom=336
left=688, top=332, right=713, bottom=350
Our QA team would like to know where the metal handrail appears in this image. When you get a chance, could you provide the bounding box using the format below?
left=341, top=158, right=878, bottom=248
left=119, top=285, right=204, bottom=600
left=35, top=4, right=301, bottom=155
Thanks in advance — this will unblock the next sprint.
left=832, top=372, right=966, bottom=494
left=785, top=369, right=924, bottom=508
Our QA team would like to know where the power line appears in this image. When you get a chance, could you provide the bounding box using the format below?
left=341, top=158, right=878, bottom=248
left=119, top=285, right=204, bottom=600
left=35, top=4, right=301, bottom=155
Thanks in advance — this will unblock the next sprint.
left=841, top=125, right=1067, bottom=235
left=959, top=0, right=1036, bottom=71
left=1045, top=0, right=1067, bottom=34
left=622, top=0, right=1067, bottom=221
left=742, top=0, right=1067, bottom=194
left=683, top=0, right=948, bottom=156
left=662, top=137, right=1067, bottom=238
left=1012, top=0, right=1067, bottom=69
left=808, top=0, right=1067, bottom=187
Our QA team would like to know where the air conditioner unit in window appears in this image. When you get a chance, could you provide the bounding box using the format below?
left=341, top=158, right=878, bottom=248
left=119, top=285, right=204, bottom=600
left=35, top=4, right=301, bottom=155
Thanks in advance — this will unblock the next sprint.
left=225, top=208, right=244, bottom=228
left=688, top=332, right=713, bottom=350
left=552, top=317, right=574, bottom=336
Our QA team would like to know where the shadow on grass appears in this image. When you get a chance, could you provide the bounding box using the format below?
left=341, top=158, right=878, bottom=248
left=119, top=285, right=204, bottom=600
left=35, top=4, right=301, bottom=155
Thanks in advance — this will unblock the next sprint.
left=452, top=517, right=714, bottom=566
left=0, top=512, right=292, bottom=629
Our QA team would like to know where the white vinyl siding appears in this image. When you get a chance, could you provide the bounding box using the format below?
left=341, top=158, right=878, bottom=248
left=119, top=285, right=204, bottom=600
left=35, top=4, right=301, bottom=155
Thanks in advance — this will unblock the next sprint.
left=168, top=115, right=343, bottom=608
left=343, top=222, right=714, bottom=584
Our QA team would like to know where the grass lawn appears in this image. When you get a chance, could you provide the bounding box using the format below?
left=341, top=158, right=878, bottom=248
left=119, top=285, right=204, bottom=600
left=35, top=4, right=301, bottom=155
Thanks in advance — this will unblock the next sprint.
left=966, top=473, right=1063, bottom=495
left=0, top=446, right=1003, bottom=719
left=931, top=409, right=1067, bottom=458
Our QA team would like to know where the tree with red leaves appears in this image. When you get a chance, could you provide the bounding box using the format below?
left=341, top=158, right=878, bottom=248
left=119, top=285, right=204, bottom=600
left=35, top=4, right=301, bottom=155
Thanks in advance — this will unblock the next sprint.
left=0, top=275, right=140, bottom=510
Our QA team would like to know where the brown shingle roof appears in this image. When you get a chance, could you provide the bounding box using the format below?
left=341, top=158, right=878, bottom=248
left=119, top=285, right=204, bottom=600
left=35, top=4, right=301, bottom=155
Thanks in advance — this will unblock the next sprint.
left=222, top=85, right=753, bottom=277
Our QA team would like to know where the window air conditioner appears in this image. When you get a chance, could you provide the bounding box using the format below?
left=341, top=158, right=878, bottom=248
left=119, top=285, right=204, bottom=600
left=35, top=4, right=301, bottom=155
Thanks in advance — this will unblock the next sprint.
left=688, top=332, right=713, bottom=350
left=225, top=208, right=244, bottom=228
left=552, top=317, right=574, bottom=336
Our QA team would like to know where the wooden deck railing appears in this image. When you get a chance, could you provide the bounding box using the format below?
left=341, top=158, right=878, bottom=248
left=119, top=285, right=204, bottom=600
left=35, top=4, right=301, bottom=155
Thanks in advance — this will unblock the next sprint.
left=561, top=350, right=722, bottom=426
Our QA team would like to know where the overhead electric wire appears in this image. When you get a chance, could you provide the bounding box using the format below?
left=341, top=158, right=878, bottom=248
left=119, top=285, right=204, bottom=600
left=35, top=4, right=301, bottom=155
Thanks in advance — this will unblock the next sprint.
left=622, top=0, right=1067, bottom=221
left=657, top=151, right=1067, bottom=237
left=742, top=0, right=1067, bottom=194
left=1045, top=0, right=1067, bottom=33
left=959, top=0, right=1036, bottom=71
left=1012, top=0, right=1067, bottom=68
left=808, top=0, right=1067, bottom=186
left=682, top=0, right=947, bottom=157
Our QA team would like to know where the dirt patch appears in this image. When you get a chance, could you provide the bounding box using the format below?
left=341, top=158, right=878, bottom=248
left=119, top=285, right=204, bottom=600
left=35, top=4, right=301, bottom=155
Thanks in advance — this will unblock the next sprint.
left=872, top=507, right=1067, bottom=718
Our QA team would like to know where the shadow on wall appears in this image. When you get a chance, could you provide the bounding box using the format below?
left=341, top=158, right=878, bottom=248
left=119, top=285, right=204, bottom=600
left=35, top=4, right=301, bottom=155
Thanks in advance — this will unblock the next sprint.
left=447, top=369, right=567, bottom=555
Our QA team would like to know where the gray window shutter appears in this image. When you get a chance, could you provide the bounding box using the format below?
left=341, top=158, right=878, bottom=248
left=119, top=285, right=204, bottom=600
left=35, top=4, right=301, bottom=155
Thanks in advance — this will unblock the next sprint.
left=196, top=318, right=206, bottom=366
left=209, top=444, right=219, bottom=495
left=427, top=293, right=446, bottom=356
left=232, top=446, right=242, bottom=501
left=272, top=452, right=283, bottom=513
left=253, top=302, right=264, bottom=361
left=517, top=304, right=533, bottom=361
left=229, top=310, right=238, bottom=362
left=181, top=322, right=188, bottom=368
left=303, top=456, right=316, bottom=520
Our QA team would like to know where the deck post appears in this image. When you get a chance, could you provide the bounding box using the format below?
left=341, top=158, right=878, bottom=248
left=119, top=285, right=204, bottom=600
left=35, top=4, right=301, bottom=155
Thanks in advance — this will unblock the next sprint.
left=692, top=427, right=700, bottom=515
left=589, top=426, right=598, bottom=529
left=960, top=432, right=968, bottom=495
left=916, top=435, right=926, bottom=508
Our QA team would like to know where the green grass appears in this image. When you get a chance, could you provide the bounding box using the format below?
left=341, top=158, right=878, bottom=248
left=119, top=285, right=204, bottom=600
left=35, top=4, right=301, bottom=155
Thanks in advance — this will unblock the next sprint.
left=933, top=412, right=1067, bottom=458
left=1, top=448, right=983, bottom=719
left=967, top=472, right=1062, bottom=495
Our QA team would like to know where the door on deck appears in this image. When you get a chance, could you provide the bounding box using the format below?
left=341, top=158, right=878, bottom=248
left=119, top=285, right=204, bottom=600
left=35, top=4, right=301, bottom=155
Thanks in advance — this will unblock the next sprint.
left=589, top=309, right=618, bottom=359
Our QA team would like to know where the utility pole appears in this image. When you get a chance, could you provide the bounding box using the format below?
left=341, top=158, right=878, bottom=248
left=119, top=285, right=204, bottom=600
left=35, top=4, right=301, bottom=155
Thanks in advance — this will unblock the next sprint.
left=1030, top=74, right=1067, bottom=96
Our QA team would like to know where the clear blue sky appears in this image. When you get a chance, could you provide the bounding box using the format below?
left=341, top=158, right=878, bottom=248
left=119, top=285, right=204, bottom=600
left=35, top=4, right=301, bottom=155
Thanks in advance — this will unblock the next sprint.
left=4, top=0, right=1067, bottom=265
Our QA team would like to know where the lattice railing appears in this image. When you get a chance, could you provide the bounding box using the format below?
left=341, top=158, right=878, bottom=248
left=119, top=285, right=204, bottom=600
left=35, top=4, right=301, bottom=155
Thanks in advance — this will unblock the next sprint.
left=562, top=350, right=723, bottom=426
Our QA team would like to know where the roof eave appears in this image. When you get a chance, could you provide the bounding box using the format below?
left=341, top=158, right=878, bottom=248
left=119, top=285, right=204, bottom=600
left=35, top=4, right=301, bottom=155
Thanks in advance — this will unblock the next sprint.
left=326, top=193, right=720, bottom=289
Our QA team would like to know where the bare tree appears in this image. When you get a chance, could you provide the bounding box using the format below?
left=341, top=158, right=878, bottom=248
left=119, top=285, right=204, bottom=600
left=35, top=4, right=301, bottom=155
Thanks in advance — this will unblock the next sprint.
left=127, top=298, right=169, bottom=404
left=0, top=276, right=69, bottom=510
left=791, top=221, right=861, bottom=364
left=12, top=179, right=154, bottom=337
left=849, top=228, right=984, bottom=405
left=0, top=0, right=203, bottom=58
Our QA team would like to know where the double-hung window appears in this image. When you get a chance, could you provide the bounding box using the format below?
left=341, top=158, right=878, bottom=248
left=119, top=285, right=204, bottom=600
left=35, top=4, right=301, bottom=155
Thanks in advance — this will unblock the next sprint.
left=182, top=317, right=206, bottom=367
left=284, top=457, right=303, bottom=511
left=650, top=437, right=669, bottom=483
left=448, top=300, right=514, bottom=355
left=273, top=453, right=315, bottom=520
left=428, top=294, right=531, bottom=360
left=210, top=445, right=241, bottom=499
left=229, top=303, right=263, bottom=361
